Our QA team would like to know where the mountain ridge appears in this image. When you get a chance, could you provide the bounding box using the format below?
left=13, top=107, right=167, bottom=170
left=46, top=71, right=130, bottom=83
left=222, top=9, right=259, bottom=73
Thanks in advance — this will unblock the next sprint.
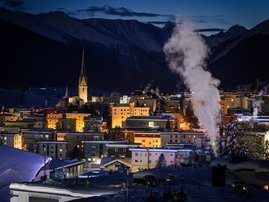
left=1, top=7, right=269, bottom=91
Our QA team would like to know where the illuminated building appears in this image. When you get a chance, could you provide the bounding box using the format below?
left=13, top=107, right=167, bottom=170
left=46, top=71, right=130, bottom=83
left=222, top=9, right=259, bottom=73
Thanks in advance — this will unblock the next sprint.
left=21, top=129, right=53, bottom=152
left=38, top=141, right=68, bottom=160
left=56, top=131, right=104, bottom=154
left=3, top=120, right=36, bottom=129
left=133, top=131, right=161, bottom=148
left=84, top=140, right=122, bottom=163
left=130, top=148, right=192, bottom=171
left=46, top=113, right=63, bottom=129
left=124, top=115, right=173, bottom=129
left=84, top=116, right=107, bottom=132
left=65, top=113, right=90, bottom=132
left=56, top=50, right=88, bottom=107
left=0, top=133, right=22, bottom=149
left=0, top=113, right=19, bottom=123
left=111, top=102, right=150, bottom=128
left=220, top=92, right=251, bottom=115
left=47, top=113, right=91, bottom=132
left=160, top=131, right=206, bottom=147
left=56, top=117, right=76, bottom=131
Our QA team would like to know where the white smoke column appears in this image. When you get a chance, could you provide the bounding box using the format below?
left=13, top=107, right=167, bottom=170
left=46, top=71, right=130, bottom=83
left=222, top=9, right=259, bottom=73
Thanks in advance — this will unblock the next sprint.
left=163, top=17, right=221, bottom=154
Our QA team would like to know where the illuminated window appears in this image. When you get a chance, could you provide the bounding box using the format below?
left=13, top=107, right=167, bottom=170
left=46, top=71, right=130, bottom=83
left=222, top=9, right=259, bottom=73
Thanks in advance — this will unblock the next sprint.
left=59, top=148, right=62, bottom=152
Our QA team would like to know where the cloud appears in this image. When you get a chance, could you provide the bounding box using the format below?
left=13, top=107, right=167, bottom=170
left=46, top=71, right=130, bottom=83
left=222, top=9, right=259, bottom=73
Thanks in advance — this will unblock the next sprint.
left=78, top=6, right=172, bottom=18
left=57, top=7, right=80, bottom=17
left=0, top=0, right=24, bottom=10
left=147, top=21, right=169, bottom=25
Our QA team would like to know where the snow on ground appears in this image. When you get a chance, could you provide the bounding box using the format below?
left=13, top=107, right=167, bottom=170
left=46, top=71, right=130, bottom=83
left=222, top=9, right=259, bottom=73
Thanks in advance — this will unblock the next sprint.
left=70, top=166, right=269, bottom=202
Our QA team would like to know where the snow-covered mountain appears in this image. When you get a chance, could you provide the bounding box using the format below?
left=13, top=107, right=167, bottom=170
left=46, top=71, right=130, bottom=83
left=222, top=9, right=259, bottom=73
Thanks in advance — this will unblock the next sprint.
left=1, top=7, right=269, bottom=90
left=0, top=8, right=165, bottom=52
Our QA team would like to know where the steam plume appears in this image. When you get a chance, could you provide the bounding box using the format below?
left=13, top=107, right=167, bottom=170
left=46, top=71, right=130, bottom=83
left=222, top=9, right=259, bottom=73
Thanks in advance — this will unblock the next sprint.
left=163, top=17, right=221, bottom=154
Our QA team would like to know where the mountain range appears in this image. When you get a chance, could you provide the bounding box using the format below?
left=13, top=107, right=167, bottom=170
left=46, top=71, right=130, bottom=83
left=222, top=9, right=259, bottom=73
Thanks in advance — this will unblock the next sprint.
left=0, top=7, right=269, bottom=92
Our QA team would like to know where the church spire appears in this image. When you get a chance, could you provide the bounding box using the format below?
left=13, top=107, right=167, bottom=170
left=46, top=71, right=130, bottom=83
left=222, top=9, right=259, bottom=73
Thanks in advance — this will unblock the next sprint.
left=63, top=82, right=69, bottom=99
left=80, top=49, right=87, bottom=79
left=78, top=49, right=88, bottom=103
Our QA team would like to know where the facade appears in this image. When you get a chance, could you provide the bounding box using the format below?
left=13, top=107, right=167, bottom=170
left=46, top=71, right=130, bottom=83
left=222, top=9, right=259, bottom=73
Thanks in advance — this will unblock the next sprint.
left=84, top=116, right=107, bottom=132
left=21, top=129, right=53, bottom=152
left=106, top=142, right=141, bottom=159
left=124, top=115, right=173, bottom=129
left=84, top=140, right=123, bottom=163
left=56, top=131, right=104, bottom=154
left=0, top=133, right=22, bottom=149
left=3, top=120, right=36, bottom=129
left=47, top=113, right=91, bottom=132
left=130, top=148, right=192, bottom=171
left=56, top=117, right=76, bottom=131
left=111, top=102, right=150, bottom=128
left=133, top=131, right=161, bottom=148
left=0, top=113, right=19, bottom=123
left=65, top=113, right=90, bottom=132
left=220, top=92, right=251, bottom=115
left=47, top=113, right=63, bottom=129
left=38, top=141, right=68, bottom=160
left=160, top=131, right=206, bottom=147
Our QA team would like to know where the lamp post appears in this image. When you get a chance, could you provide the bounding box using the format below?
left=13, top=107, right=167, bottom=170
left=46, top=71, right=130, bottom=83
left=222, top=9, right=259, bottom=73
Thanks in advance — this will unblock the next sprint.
left=126, top=168, right=129, bottom=202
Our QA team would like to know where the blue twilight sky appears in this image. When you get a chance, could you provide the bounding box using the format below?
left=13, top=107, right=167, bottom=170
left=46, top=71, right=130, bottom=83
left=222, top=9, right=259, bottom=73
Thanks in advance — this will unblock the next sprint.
left=1, top=0, right=269, bottom=31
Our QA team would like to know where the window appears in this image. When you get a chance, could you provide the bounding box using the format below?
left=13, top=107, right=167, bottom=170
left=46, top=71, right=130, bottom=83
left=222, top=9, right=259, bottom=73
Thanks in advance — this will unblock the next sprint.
left=135, top=160, right=138, bottom=162
left=59, top=148, right=63, bottom=152
left=115, top=148, right=118, bottom=152
left=135, top=153, right=138, bottom=156
left=140, top=159, right=142, bottom=162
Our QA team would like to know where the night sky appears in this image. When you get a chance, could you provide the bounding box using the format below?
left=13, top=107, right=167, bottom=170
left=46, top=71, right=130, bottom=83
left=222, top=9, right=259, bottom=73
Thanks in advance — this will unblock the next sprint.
left=1, top=0, right=269, bottom=31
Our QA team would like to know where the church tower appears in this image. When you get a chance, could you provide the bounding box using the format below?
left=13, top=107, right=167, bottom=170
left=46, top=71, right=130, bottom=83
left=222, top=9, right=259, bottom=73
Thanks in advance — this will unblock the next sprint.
left=78, top=50, right=88, bottom=103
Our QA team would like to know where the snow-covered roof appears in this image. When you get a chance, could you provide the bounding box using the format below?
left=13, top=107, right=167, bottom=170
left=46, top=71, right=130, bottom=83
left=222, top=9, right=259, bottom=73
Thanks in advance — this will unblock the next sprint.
left=49, top=159, right=84, bottom=170
left=10, top=182, right=118, bottom=198
left=129, top=148, right=193, bottom=152
left=100, top=158, right=131, bottom=169
left=0, top=146, right=51, bottom=185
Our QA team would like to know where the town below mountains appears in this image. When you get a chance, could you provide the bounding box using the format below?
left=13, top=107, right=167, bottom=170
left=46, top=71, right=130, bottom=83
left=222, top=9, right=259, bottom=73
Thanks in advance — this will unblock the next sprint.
left=1, top=7, right=269, bottom=92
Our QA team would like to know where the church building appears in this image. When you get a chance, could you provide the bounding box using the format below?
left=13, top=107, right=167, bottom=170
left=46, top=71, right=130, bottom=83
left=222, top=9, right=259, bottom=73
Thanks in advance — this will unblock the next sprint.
left=57, top=50, right=88, bottom=107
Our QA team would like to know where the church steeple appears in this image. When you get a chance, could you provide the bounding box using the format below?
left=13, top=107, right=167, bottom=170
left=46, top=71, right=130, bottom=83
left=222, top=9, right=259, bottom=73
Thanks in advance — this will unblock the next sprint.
left=78, top=50, right=88, bottom=103
left=63, top=83, right=69, bottom=99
